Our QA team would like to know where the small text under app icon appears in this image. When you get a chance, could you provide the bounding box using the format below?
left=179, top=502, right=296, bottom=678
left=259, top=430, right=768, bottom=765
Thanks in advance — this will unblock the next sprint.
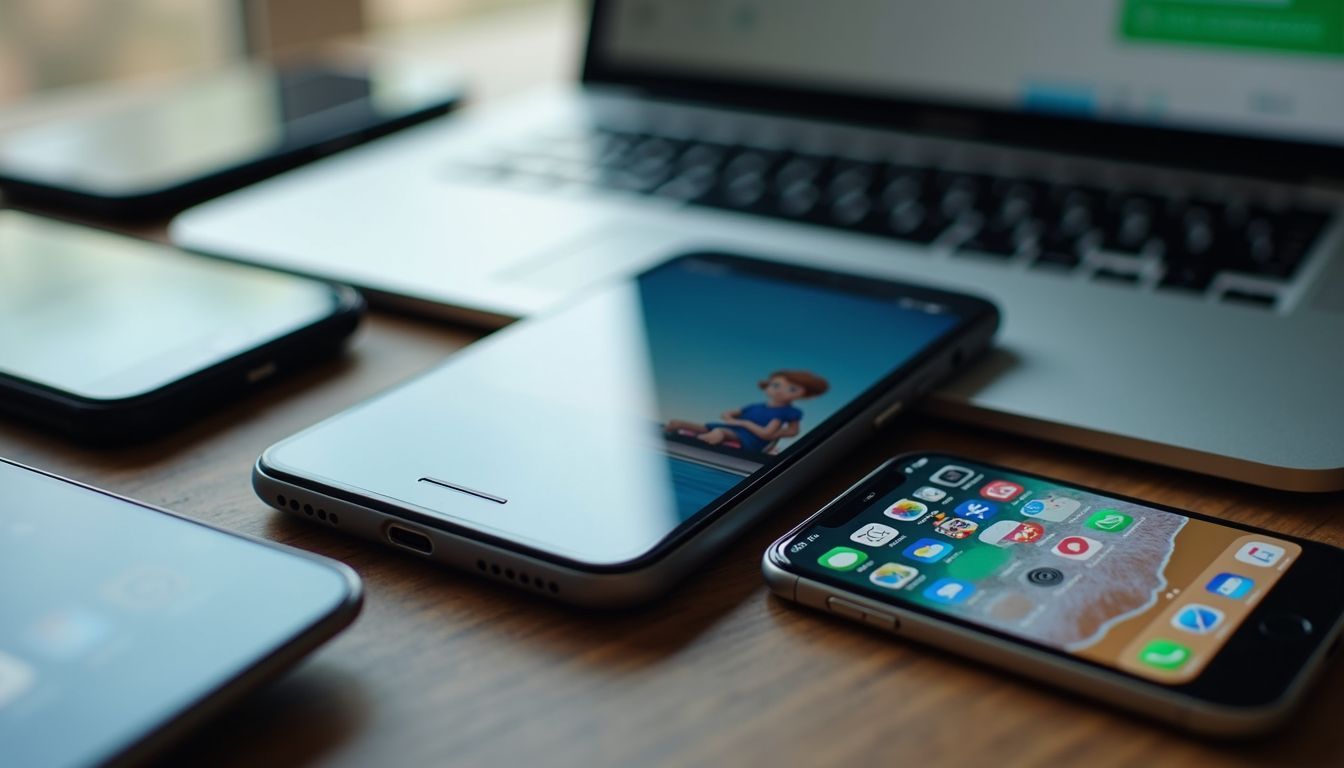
left=1235, top=541, right=1286, bottom=568
left=913, top=486, right=947, bottom=502
left=934, top=517, right=979, bottom=539
left=1051, top=535, right=1101, bottom=561
left=850, top=523, right=899, bottom=548
left=1206, top=572, right=1254, bottom=600
left=884, top=499, right=927, bottom=522
left=869, top=562, right=919, bottom=590
left=980, top=480, right=1024, bottom=501
left=1020, top=494, right=1081, bottom=522
left=954, top=499, right=999, bottom=522
left=929, top=465, right=975, bottom=487
left=1172, top=604, right=1224, bottom=635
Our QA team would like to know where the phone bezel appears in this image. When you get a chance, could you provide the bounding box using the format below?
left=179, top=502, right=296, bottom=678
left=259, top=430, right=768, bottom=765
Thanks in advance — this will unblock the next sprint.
left=767, top=452, right=1344, bottom=710
left=0, top=215, right=364, bottom=442
left=261, top=252, right=999, bottom=575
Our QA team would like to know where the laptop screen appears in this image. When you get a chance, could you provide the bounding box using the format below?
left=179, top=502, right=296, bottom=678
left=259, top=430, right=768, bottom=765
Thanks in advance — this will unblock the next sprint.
left=593, top=0, right=1344, bottom=152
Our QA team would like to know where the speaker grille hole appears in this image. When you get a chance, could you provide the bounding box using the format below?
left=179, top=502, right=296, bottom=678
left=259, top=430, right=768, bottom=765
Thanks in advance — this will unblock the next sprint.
left=328, top=512, right=338, bottom=525
left=288, top=499, right=299, bottom=511
left=276, top=494, right=287, bottom=507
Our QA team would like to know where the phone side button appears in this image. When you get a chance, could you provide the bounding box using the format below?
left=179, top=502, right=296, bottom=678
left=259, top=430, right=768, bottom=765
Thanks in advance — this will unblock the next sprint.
left=873, top=399, right=905, bottom=430
left=827, top=597, right=900, bottom=631
left=827, top=597, right=867, bottom=621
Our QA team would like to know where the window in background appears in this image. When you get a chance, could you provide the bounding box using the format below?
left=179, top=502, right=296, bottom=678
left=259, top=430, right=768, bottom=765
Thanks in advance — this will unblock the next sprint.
left=0, top=0, right=240, bottom=105
left=366, top=0, right=554, bottom=35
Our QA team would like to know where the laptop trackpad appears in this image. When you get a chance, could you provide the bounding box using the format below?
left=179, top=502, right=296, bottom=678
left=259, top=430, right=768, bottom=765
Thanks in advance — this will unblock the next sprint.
left=498, top=224, right=686, bottom=294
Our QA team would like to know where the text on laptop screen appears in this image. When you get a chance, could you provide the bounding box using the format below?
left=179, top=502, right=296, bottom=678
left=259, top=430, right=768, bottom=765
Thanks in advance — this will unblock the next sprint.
left=600, top=0, right=1344, bottom=147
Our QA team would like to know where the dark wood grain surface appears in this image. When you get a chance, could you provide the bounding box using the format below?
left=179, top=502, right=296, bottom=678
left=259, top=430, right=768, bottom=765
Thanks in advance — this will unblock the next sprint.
left=4, top=309, right=1344, bottom=768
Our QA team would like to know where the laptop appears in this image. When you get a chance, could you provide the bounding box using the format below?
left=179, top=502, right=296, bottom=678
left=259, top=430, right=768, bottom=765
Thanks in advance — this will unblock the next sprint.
left=171, top=0, right=1344, bottom=491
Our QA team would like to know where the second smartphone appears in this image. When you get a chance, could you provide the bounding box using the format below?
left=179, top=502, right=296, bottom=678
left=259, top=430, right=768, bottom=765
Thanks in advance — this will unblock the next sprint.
left=764, top=453, right=1344, bottom=736
left=254, top=252, right=998, bottom=606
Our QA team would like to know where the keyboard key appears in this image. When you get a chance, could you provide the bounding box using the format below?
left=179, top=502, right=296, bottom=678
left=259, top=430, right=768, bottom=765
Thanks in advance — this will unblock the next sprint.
left=484, top=125, right=1335, bottom=294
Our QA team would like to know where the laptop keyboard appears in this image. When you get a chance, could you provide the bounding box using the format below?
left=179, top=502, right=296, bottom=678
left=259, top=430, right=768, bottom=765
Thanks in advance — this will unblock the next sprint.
left=465, top=126, right=1335, bottom=310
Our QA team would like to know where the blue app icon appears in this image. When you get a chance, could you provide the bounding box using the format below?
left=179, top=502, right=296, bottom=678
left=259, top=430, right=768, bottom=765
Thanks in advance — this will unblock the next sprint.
left=1172, top=604, right=1224, bottom=635
left=1206, top=572, right=1254, bottom=600
left=903, top=537, right=953, bottom=563
left=953, top=499, right=999, bottom=521
left=923, top=578, right=975, bottom=605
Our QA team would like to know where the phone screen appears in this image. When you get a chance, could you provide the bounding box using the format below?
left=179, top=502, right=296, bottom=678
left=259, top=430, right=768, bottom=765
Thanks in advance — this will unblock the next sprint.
left=0, top=211, right=340, bottom=400
left=789, top=456, right=1301, bottom=684
left=263, top=254, right=993, bottom=566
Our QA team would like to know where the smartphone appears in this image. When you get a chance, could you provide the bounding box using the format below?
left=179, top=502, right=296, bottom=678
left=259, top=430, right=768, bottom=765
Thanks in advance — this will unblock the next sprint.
left=0, top=457, right=362, bottom=768
left=763, top=453, right=1344, bottom=736
left=0, top=210, right=363, bottom=442
left=0, top=58, right=461, bottom=218
left=253, top=252, right=998, bottom=607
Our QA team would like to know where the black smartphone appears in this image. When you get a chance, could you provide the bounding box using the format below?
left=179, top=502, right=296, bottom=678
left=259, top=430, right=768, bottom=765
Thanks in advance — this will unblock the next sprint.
left=253, top=253, right=999, bottom=607
left=764, top=453, right=1344, bottom=736
left=0, top=210, right=363, bottom=442
left=0, top=58, right=461, bottom=218
left=0, top=457, right=362, bottom=767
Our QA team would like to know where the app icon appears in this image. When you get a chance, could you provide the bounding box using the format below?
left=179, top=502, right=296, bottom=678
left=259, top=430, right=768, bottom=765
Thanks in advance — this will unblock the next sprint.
left=981, top=480, right=1024, bottom=501
left=818, top=546, right=868, bottom=571
left=1020, top=494, right=1081, bottom=522
left=1025, top=567, right=1065, bottom=586
left=903, top=537, right=953, bottom=563
left=1051, top=535, right=1101, bottom=561
left=930, top=465, right=975, bottom=487
left=869, top=562, right=919, bottom=590
left=22, top=609, right=109, bottom=660
left=1235, top=541, right=1286, bottom=568
left=1206, top=572, right=1254, bottom=600
left=978, top=519, right=1046, bottom=546
left=850, top=523, right=899, bottom=547
left=913, top=486, right=947, bottom=503
left=924, top=578, right=975, bottom=605
left=1085, top=509, right=1133, bottom=533
left=884, top=499, right=928, bottom=522
left=954, top=499, right=1000, bottom=521
left=934, top=517, right=979, bottom=539
left=1172, top=604, right=1225, bottom=635
left=1138, top=639, right=1192, bottom=672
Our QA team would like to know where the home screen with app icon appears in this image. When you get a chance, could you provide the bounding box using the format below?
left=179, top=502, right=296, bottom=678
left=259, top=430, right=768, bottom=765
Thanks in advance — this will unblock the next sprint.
left=796, top=456, right=1302, bottom=684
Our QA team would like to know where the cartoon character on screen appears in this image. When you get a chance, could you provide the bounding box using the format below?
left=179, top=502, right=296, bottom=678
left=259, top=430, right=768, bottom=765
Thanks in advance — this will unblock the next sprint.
left=665, top=370, right=830, bottom=454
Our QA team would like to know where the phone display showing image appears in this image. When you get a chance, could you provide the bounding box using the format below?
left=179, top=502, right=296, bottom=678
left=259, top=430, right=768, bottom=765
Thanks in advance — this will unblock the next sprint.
left=767, top=454, right=1344, bottom=734
left=639, top=256, right=967, bottom=518
left=256, top=254, right=998, bottom=604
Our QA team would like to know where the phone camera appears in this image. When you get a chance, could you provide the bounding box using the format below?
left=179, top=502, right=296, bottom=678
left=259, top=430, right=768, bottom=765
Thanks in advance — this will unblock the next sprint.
left=1026, top=567, right=1065, bottom=586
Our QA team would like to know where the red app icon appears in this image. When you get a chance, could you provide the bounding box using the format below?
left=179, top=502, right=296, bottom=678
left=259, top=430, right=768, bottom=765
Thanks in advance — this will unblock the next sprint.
left=1052, top=535, right=1101, bottom=561
left=981, top=480, right=1024, bottom=501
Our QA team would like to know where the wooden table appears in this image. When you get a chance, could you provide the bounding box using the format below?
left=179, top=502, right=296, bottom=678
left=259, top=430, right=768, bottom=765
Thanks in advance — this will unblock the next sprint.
left=6, top=5, right=1344, bottom=766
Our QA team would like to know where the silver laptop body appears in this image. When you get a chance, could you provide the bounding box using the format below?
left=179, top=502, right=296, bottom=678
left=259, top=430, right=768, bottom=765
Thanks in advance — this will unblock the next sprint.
left=172, top=1, right=1344, bottom=490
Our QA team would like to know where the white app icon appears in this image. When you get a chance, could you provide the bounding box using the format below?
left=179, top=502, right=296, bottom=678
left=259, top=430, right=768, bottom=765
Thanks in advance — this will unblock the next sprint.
left=0, top=650, right=35, bottom=710
left=1020, top=494, right=1081, bottom=522
left=1235, top=541, right=1286, bottom=568
left=913, top=486, right=947, bottom=502
left=1051, top=535, right=1101, bottom=561
left=929, top=465, right=975, bottom=487
left=884, top=499, right=927, bottom=522
left=850, top=523, right=899, bottom=547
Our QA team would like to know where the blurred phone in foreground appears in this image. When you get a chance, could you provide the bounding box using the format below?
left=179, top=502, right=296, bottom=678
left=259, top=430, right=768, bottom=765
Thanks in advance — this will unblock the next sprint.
left=0, top=458, right=363, bottom=768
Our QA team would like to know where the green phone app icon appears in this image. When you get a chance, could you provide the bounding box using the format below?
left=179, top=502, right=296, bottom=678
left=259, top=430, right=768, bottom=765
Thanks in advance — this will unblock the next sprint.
left=818, top=546, right=868, bottom=572
left=1139, top=639, right=1191, bottom=671
left=1086, top=509, right=1133, bottom=533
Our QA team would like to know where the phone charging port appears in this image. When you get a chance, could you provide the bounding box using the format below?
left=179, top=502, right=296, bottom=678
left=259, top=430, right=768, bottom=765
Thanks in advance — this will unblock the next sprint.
left=387, top=525, right=433, bottom=555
